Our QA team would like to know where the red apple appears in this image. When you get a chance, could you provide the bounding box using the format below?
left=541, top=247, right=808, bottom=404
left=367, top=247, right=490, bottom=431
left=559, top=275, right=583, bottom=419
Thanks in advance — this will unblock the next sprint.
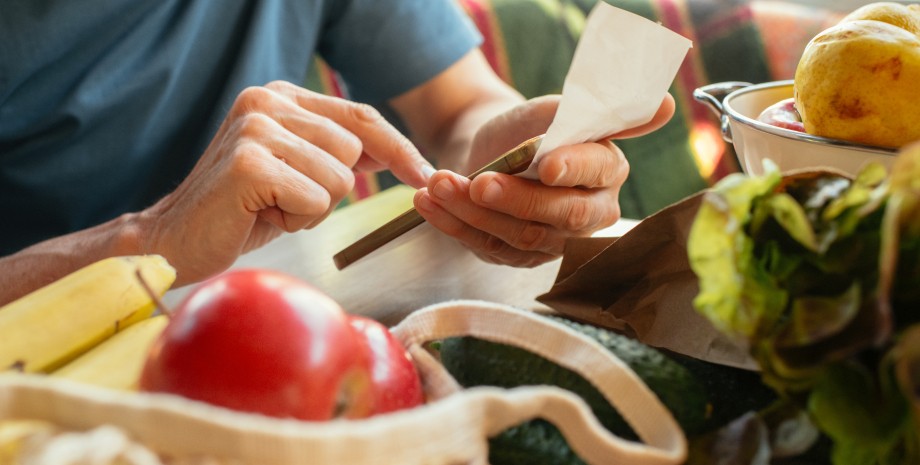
left=349, top=316, right=425, bottom=414
left=139, top=269, right=374, bottom=421
left=757, top=97, right=806, bottom=133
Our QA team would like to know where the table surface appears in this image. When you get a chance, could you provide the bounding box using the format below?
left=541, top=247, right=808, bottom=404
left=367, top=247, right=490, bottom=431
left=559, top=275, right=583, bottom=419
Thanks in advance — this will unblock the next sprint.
left=164, top=185, right=636, bottom=325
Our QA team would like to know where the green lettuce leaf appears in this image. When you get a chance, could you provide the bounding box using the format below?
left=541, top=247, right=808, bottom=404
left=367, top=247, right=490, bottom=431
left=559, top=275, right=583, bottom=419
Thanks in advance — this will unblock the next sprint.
left=688, top=145, right=920, bottom=464
left=688, top=162, right=786, bottom=340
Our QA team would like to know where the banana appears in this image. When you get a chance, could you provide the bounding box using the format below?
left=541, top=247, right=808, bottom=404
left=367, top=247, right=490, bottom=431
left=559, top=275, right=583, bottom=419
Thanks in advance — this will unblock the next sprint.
left=52, top=314, right=169, bottom=390
left=0, top=419, right=58, bottom=463
left=0, top=255, right=176, bottom=374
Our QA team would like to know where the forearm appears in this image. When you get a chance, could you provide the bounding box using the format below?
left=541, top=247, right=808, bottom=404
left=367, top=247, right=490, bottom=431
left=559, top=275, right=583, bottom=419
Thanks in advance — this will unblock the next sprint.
left=389, top=50, right=525, bottom=174
left=0, top=213, right=145, bottom=306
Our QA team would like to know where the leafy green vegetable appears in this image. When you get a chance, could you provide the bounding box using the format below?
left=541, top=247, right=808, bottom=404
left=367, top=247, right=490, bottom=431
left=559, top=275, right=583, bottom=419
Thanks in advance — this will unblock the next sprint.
left=687, top=144, right=920, bottom=464
left=688, top=161, right=787, bottom=340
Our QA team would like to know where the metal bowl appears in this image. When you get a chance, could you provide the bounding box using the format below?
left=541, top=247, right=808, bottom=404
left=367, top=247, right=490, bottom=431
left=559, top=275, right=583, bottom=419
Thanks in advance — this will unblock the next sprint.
left=694, top=80, right=898, bottom=176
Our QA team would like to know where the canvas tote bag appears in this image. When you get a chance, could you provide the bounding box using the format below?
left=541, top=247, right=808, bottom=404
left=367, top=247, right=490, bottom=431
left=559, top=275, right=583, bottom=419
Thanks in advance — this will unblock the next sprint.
left=0, top=300, right=686, bottom=465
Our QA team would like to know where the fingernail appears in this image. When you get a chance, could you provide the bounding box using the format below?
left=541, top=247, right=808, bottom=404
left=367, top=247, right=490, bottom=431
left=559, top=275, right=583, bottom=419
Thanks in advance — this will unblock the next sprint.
left=432, top=178, right=455, bottom=201
left=480, top=179, right=503, bottom=204
left=416, top=191, right=435, bottom=212
left=552, top=162, right=568, bottom=185
left=421, top=164, right=436, bottom=181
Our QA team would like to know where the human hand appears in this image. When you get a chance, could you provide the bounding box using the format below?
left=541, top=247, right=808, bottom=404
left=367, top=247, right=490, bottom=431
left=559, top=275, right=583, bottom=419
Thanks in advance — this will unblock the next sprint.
left=134, top=81, right=434, bottom=285
left=412, top=93, right=675, bottom=267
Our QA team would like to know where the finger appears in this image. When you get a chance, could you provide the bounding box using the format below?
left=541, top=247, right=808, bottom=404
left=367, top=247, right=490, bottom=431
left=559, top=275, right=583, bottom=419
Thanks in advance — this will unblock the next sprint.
left=234, top=143, right=334, bottom=231
left=352, top=156, right=387, bottom=173
left=257, top=206, right=331, bottom=233
left=232, top=84, right=365, bottom=169
left=469, top=172, right=620, bottom=232
left=266, top=81, right=434, bottom=188
left=235, top=113, right=356, bottom=204
left=608, top=94, right=676, bottom=139
left=422, top=171, right=569, bottom=254
left=536, top=139, right=629, bottom=188
left=274, top=111, right=365, bottom=169
left=414, top=188, right=559, bottom=266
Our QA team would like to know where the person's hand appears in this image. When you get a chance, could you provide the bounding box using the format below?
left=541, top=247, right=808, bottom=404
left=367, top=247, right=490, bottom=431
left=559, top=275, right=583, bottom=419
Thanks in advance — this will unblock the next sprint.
left=412, top=94, right=675, bottom=267
left=134, top=81, right=434, bottom=285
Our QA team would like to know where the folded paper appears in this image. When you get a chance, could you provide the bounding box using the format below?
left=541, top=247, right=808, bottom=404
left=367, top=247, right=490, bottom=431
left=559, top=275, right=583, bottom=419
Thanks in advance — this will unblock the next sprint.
left=520, top=2, right=693, bottom=178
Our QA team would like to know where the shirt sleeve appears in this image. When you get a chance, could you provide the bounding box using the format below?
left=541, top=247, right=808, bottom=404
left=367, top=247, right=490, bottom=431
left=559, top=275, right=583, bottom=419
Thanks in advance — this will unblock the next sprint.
left=317, top=0, right=482, bottom=104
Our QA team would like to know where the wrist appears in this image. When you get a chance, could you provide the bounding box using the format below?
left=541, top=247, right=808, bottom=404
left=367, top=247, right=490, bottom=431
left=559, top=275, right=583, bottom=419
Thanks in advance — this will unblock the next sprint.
left=103, top=211, right=153, bottom=258
left=0, top=210, right=158, bottom=305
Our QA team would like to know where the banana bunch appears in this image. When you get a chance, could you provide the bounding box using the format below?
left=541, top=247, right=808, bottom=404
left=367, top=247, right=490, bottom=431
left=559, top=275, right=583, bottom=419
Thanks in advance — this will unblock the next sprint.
left=0, top=255, right=176, bottom=389
left=52, top=314, right=169, bottom=390
left=0, top=419, right=167, bottom=465
left=0, top=419, right=57, bottom=464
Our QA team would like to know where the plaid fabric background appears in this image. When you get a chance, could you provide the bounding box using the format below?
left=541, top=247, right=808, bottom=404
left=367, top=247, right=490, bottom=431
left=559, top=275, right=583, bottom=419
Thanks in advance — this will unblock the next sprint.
left=306, top=0, right=841, bottom=219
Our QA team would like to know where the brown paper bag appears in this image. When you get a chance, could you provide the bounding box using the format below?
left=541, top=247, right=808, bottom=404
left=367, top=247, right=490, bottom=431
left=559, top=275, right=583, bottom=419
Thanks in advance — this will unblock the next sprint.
left=538, top=193, right=757, bottom=370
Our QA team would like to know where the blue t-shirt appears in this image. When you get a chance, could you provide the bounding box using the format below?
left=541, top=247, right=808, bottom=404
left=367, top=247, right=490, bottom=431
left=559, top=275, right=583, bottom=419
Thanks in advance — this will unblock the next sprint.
left=0, top=0, right=480, bottom=255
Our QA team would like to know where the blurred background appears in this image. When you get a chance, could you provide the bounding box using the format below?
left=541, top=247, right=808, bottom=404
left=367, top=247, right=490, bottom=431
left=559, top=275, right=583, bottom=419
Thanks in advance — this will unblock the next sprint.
left=310, top=0, right=894, bottom=220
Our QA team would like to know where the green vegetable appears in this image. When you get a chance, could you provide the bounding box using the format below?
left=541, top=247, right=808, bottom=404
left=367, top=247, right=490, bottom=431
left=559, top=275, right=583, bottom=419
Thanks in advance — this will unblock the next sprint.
left=666, top=352, right=777, bottom=433
left=438, top=315, right=776, bottom=465
left=687, top=145, right=920, bottom=464
left=488, top=419, right=588, bottom=465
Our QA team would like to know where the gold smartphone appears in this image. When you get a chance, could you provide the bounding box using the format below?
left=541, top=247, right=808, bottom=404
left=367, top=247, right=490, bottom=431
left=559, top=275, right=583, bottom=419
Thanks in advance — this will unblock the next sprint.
left=333, top=134, right=544, bottom=270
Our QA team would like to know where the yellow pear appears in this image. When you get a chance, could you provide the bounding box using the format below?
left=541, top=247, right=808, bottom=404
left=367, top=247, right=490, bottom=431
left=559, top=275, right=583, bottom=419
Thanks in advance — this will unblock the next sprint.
left=794, top=2, right=920, bottom=148
left=842, top=2, right=920, bottom=34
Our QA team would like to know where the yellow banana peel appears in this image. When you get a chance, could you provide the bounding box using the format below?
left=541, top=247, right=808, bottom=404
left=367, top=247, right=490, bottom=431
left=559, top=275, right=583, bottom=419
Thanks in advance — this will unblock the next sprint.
left=51, top=314, right=169, bottom=390
left=0, top=255, right=176, bottom=374
left=0, top=419, right=57, bottom=463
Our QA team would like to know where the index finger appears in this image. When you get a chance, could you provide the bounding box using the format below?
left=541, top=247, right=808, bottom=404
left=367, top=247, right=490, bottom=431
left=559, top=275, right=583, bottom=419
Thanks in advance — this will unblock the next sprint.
left=268, top=81, right=434, bottom=188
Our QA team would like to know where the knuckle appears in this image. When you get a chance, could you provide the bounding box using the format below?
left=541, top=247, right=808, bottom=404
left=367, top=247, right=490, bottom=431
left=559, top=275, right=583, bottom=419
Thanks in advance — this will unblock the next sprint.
left=590, top=194, right=620, bottom=231
left=520, top=194, right=546, bottom=220
left=281, top=218, right=303, bottom=233
left=522, top=255, right=552, bottom=268
left=392, top=133, right=417, bottom=157
left=473, top=250, right=503, bottom=265
left=438, top=218, right=466, bottom=238
left=264, top=80, right=291, bottom=92
left=563, top=199, right=593, bottom=231
left=226, top=143, right=265, bottom=179
left=482, top=235, right=509, bottom=255
left=603, top=201, right=622, bottom=228
left=597, top=159, right=620, bottom=187
left=349, top=102, right=383, bottom=124
left=330, top=126, right=364, bottom=164
left=595, top=144, right=628, bottom=187
left=236, top=112, right=275, bottom=138
left=314, top=192, right=333, bottom=215
left=327, top=169, right=356, bottom=203
left=512, top=223, right=548, bottom=251
left=233, top=86, right=273, bottom=113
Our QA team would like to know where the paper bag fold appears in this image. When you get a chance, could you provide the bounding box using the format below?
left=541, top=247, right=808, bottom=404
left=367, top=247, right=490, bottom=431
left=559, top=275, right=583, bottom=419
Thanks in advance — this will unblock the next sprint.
left=538, top=193, right=757, bottom=370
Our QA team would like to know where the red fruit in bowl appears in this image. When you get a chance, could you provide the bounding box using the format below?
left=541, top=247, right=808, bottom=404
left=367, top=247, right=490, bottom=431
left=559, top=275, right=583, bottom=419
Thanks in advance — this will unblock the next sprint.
left=349, top=316, right=425, bottom=414
left=139, top=268, right=373, bottom=421
left=757, top=97, right=806, bottom=133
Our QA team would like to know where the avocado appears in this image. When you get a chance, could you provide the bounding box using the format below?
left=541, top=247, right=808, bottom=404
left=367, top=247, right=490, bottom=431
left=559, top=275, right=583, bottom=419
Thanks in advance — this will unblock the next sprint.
left=665, top=352, right=778, bottom=433
left=489, top=419, right=588, bottom=465
left=438, top=315, right=777, bottom=465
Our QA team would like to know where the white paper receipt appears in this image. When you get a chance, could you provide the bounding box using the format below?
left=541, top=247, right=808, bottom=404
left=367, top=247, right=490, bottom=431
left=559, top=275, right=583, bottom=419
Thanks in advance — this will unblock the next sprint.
left=519, top=2, right=693, bottom=179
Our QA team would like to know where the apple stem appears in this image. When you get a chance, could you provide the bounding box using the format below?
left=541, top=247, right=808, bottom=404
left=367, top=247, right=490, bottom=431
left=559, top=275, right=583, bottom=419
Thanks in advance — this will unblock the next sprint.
left=136, top=267, right=174, bottom=318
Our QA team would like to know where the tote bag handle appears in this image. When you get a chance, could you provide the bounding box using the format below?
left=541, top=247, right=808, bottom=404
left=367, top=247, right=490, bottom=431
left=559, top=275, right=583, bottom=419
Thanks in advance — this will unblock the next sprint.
left=391, top=299, right=687, bottom=465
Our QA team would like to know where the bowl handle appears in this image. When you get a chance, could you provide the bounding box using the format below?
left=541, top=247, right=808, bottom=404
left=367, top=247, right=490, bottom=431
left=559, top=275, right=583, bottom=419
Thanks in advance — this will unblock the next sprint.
left=693, top=82, right=752, bottom=144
